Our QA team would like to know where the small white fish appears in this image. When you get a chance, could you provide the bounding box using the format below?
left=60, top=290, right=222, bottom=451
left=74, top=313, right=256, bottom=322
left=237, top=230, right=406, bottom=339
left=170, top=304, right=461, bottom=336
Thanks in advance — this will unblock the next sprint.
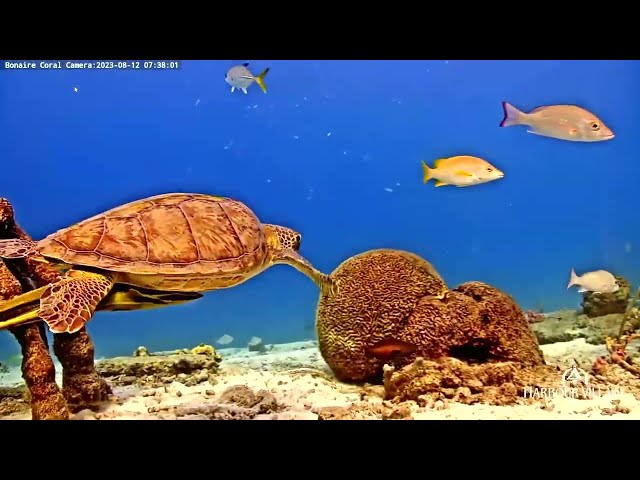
left=216, top=334, right=234, bottom=345
left=567, top=268, right=619, bottom=294
left=73, top=86, right=78, bottom=93
left=225, top=62, right=270, bottom=95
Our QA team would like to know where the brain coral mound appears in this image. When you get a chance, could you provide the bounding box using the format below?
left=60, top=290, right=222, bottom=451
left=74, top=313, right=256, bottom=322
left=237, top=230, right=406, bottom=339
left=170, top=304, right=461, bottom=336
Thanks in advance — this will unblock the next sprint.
left=316, top=249, right=545, bottom=383
left=316, top=249, right=447, bottom=383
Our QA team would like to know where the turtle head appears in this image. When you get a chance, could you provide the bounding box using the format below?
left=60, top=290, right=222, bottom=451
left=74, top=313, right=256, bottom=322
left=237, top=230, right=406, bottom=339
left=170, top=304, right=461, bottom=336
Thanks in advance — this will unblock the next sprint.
left=264, top=224, right=301, bottom=252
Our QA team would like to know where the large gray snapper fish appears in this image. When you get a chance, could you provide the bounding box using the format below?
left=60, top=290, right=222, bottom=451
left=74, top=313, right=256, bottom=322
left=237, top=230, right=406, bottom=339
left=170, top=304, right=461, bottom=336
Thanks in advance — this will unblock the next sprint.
left=225, top=62, right=270, bottom=94
left=499, top=101, right=614, bottom=142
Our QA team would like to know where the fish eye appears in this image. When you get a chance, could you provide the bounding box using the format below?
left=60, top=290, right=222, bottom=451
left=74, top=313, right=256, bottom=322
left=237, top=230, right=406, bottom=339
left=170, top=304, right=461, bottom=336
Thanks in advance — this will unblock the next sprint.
left=591, top=122, right=600, bottom=130
left=486, top=167, right=493, bottom=171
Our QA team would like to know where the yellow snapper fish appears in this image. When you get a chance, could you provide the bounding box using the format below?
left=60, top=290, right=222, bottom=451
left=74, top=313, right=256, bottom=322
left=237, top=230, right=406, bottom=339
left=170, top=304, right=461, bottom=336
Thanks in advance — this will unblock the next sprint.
left=421, top=155, right=504, bottom=188
left=224, top=62, right=270, bottom=94
left=567, top=268, right=619, bottom=294
left=499, top=101, right=614, bottom=142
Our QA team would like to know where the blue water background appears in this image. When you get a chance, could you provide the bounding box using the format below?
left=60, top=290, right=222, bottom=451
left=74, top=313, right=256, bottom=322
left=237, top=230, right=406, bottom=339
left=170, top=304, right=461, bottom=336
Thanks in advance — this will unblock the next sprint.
left=0, top=59, right=638, bottom=358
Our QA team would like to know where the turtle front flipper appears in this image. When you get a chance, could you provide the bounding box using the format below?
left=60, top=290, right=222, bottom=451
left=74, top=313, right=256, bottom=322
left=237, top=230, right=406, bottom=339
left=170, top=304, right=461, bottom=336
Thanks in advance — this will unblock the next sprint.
left=39, top=270, right=115, bottom=334
left=273, top=249, right=338, bottom=296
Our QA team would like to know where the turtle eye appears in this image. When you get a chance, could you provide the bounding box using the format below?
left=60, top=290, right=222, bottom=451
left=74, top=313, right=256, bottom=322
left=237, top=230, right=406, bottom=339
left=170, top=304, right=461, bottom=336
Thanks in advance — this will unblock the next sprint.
left=591, top=122, right=600, bottom=131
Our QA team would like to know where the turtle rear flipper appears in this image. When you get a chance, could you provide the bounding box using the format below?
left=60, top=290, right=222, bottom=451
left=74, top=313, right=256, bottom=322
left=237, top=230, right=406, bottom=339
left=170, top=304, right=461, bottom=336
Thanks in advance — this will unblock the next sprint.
left=0, top=238, right=38, bottom=258
left=39, top=270, right=114, bottom=334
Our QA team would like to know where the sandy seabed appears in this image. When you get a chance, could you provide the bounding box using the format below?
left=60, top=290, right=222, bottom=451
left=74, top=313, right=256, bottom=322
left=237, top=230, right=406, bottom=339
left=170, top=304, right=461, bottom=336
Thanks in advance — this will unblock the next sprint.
left=1, top=338, right=639, bottom=420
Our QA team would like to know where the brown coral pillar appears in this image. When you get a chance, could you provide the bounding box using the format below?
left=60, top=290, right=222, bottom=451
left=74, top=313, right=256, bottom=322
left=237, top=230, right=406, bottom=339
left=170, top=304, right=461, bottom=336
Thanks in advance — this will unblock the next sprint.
left=12, top=323, right=70, bottom=420
left=53, top=329, right=111, bottom=411
left=0, top=261, right=69, bottom=420
left=0, top=197, right=111, bottom=411
left=0, top=199, right=70, bottom=420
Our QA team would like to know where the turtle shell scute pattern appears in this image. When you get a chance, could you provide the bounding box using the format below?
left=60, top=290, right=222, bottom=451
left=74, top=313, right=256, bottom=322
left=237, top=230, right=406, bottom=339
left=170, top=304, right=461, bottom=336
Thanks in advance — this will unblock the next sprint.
left=39, top=193, right=268, bottom=276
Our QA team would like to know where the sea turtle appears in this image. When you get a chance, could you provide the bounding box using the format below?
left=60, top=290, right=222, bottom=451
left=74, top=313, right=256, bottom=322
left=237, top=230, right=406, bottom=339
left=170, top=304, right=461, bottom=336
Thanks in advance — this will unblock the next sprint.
left=0, top=192, right=335, bottom=334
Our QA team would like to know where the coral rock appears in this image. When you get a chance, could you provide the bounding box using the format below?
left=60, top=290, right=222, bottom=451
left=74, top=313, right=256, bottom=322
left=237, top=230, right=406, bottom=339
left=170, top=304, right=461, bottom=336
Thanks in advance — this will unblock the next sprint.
left=133, top=346, right=150, bottom=357
left=316, top=249, right=544, bottom=383
left=383, top=356, right=559, bottom=406
left=581, top=276, right=631, bottom=317
left=316, top=249, right=447, bottom=383
left=53, top=329, right=112, bottom=411
left=447, top=282, right=544, bottom=365
left=247, top=336, right=267, bottom=353
left=191, top=343, right=218, bottom=356
left=218, top=385, right=279, bottom=413
left=96, top=353, right=221, bottom=387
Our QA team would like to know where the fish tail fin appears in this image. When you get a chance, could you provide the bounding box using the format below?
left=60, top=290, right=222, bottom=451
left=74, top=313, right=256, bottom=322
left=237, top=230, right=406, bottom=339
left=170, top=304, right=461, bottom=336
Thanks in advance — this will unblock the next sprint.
left=254, top=68, right=270, bottom=94
left=567, top=268, right=579, bottom=289
left=421, top=160, right=432, bottom=184
left=500, top=101, right=525, bottom=127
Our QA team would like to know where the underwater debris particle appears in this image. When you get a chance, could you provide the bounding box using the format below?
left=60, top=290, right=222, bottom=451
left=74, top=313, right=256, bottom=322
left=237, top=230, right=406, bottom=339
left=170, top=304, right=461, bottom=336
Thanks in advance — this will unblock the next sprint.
left=73, top=86, right=79, bottom=93
left=384, top=187, right=394, bottom=193
left=253, top=104, right=258, bottom=109
left=343, top=151, right=347, bottom=155
left=293, top=135, right=299, bottom=140
left=195, top=99, right=200, bottom=106
left=266, top=179, right=271, bottom=183
left=327, top=132, right=332, bottom=137
left=625, top=242, right=632, bottom=253
left=395, top=182, right=400, bottom=186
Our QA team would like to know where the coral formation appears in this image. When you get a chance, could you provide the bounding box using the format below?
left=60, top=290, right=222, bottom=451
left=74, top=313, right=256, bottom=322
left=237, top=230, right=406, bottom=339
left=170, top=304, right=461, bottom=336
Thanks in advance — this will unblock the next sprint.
left=447, top=282, right=544, bottom=365
left=0, top=386, right=29, bottom=416
left=0, top=197, right=111, bottom=417
left=133, top=346, right=150, bottom=357
left=96, top=349, right=222, bottom=388
left=52, top=330, right=112, bottom=411
left=8, top=321, right=69, bottom=420
left=191, top=343, right=216, bottom=356
left=316, top=249, right=544, bottom=383
left=248, top=336, right=267, bottom=353
left=0, top=200, right=69, bottom=419
left=532, top=310, right=625, bottom=345
left=581, top=276, right=631, bottom=317
left=383, top=356, right=559, bottom=406
left=316, top=249, right=447, bottom=382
